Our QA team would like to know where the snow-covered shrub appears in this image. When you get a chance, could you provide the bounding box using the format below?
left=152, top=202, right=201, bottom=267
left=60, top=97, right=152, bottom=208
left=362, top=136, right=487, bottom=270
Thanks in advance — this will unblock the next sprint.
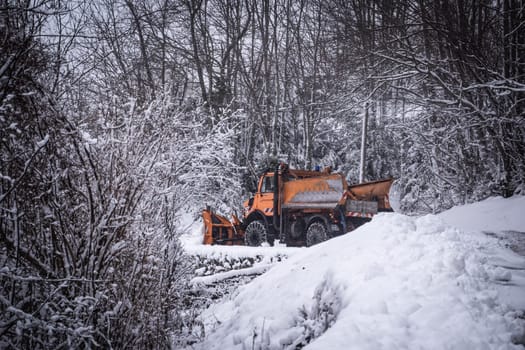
left=192, top=254, right=284, bottom=276
left=0, top=50, right=200, bottom=348
left=283, top=272, right=343, bottom=349
left=0, top=100, right=190, bottom=348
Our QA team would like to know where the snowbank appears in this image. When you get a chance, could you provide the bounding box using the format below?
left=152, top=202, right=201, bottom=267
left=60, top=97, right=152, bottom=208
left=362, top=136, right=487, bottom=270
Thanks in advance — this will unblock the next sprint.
left=439, top=196, right=525, bottom=233
left=438, top=196, right=525, bottom=312
left=182, top=233, right=300, bottom=260
left=195, top=211, right=525, bottom=350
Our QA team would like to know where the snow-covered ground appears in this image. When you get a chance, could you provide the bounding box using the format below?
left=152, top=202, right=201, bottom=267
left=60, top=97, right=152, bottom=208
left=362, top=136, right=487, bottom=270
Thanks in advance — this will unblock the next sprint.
left=182, top=197, right=525, bottom=349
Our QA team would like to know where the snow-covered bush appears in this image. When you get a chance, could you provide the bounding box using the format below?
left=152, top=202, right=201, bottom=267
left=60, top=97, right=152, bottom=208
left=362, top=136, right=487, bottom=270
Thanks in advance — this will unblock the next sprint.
left=192, top=253, right=285, bottom=277
left=282, top=272, right=343, bottom=349
left=1, top=22, right=196, bottom=347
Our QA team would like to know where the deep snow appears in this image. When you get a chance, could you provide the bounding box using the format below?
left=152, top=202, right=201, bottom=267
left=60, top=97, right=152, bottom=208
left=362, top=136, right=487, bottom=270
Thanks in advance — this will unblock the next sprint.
left=183, top=197, right=525, bottom=349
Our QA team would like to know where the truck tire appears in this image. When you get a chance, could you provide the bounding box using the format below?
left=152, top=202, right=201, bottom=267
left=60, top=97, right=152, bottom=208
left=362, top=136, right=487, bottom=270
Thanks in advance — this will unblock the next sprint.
left=244, top=220, right=268, bottom=246
left=306, top=222, right=328, bottom=247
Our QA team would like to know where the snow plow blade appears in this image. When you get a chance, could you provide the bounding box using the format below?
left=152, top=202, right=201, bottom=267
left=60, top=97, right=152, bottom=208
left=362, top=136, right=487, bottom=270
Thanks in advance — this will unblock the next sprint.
left=202, top=207, right=244, bottom=245
left=346, top=178, right=395, bottom=212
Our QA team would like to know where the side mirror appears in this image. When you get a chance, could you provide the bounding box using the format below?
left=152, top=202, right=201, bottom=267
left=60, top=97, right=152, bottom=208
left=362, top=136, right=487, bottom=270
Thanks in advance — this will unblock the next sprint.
left=242, top=170, right=258, bottom=194
left=247, top=178, right=257, bottom=194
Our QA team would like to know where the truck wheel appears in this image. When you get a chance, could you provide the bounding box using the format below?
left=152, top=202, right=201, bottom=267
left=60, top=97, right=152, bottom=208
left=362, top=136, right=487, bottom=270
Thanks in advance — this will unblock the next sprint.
left=244, top=220, right=268, bottom=246
left=306, top=222, right=328, bottom=247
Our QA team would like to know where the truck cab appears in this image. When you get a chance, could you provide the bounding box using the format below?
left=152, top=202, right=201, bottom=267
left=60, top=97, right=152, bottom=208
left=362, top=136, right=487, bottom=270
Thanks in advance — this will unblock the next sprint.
left=243, top=172, right=276, bottom=220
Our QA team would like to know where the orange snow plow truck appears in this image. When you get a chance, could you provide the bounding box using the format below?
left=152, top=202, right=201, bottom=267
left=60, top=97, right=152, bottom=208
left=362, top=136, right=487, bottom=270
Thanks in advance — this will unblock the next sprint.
left=202, top=163, right=394, bottom=247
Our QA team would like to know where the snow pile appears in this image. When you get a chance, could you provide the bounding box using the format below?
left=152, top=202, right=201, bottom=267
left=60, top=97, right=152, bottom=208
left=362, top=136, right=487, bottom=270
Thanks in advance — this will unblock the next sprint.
left=195, top=211, right=525, bottom=349
left=439, top=196, right=525, bottom=312
left=182, top=233, right=298, bottom=260
left=439, top=196, right=525, bottom=233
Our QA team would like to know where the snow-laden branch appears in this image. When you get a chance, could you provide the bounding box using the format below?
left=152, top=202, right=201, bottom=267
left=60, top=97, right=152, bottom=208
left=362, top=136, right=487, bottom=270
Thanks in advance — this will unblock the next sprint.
left=0, top=134, right=49, bottom=204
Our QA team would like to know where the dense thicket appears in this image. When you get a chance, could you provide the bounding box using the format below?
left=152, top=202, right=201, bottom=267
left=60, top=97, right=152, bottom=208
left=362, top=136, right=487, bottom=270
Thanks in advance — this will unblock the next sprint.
left=1, top=0, right=523, bottom=347
left=77, top=0, right=525, bottom=211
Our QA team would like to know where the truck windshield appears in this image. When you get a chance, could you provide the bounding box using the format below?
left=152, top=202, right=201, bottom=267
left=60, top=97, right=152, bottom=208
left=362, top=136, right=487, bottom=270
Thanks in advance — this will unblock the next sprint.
left=261, top=175, right=275, bottom=193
